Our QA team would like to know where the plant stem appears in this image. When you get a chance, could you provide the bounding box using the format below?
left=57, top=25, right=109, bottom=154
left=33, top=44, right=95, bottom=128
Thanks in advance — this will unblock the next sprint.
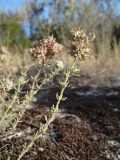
left=17, top=60, right=75, bottom=160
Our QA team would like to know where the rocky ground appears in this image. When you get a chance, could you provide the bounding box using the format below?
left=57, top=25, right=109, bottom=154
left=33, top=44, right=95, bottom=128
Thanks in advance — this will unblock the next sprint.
left=0, top=75, right=120, bottom=160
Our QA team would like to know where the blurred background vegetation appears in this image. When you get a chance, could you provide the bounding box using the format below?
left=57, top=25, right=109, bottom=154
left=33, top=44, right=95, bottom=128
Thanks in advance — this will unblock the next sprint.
left=0, top=0, right=120, bottom=53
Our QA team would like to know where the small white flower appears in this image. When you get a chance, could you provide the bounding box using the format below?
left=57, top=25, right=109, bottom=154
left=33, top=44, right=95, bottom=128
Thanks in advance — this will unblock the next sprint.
left=56, top=60, right=64, bottom=69
left=74, top=68, right=79, bottom=72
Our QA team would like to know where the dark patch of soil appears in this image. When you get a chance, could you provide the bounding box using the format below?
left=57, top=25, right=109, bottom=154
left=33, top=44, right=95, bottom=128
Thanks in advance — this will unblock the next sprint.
left=0, top=86, right=120, bottom=160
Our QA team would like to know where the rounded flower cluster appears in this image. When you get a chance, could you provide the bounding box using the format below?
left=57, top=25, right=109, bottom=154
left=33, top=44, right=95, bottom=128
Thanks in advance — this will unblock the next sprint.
left=29, top=36, right=63, bottom=65
left=70, top=28, right=95, bottom=60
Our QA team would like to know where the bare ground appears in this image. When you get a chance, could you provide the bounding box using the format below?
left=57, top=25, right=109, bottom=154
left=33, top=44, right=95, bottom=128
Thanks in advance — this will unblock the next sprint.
left=0, top=75, right=120, bottom=160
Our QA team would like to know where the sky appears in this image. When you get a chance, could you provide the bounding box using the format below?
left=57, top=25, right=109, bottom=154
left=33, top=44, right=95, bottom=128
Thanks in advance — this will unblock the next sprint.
left=0, top=0, right=120, bottom=15
left=0, top=0, right=29, bottom=12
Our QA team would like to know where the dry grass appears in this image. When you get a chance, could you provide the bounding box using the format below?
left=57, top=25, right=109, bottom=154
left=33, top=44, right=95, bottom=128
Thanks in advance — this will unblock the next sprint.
left=0, top=50, right=33, bottom=81
left=1, top=39, right=120, bottom=87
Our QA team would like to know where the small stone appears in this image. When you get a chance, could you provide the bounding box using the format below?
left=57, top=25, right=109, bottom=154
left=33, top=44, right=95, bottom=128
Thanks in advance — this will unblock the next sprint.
left=106, top=154, right=110, bottom=159
left=39, top=147, right=44, bottom=152
left=92, top=135, right=98, bottom=141
left=118, top=155, right=120, bottom=159
left=113, top=108, right=119, bottom=112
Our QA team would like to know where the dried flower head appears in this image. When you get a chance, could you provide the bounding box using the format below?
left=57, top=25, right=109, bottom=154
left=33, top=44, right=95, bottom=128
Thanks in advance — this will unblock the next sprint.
left=70, top=28, right=95, bottom=60
left=29, top=36, right=63, bottom=65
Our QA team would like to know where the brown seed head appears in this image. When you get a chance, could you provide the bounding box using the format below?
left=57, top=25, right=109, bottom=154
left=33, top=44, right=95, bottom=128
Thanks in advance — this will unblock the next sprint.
left=29, top=36, right=63, bottom=65
left=70, top=28, right=95, bottom=60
